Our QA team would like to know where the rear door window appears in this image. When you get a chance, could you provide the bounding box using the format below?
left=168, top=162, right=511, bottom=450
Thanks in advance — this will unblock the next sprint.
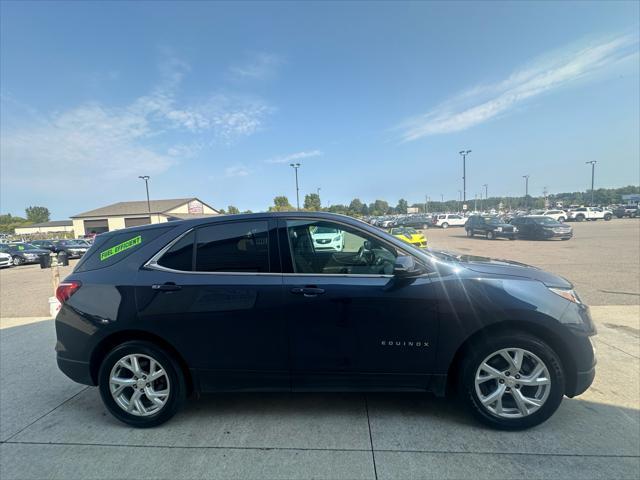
left=157, top=231, right=195, bottom=271
left=195, top=221, right=270, bottom=273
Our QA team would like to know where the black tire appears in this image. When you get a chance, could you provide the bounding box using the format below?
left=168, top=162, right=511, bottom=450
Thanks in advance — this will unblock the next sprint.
left=508, top=236, right=516, bottom=241
left=486, top=230, right=495, bottom=240
left=458, top=332, right=565, bottom=430
left=12, top=256, right=24, bottom=266
left=98, top=341, right=186, bottom=428
left=466, top=229, right=474, bottom=237
left=604, top=214, right=612, bottom=221
left=558, top=217, right=565, bottom=223
left=576, top=215, right=585, bottom=222
left=441, top=222, right=449, bottom=229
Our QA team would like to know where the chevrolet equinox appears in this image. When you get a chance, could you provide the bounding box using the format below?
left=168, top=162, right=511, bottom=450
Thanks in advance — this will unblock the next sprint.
left=55, top=212, right=596, bottom=429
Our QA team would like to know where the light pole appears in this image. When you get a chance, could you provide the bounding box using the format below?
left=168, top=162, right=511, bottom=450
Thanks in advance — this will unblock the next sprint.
left=138, top=175, right=151, bottom=214
left=523, top=175, right=530, bottom=209
left=459, top=150, right=471, bottom=203
left=289, top=163, right=301, bottom=210
left=482, top=184, right=488, bottom=211
left=316, top=187, right=321, bottom=208
left=585, top=161, right=597, bottom=206
left=458, top=190, right=462, bottom=213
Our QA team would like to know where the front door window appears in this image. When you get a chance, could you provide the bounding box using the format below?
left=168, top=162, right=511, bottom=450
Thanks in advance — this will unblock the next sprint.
left=285, top=220, right=397, bottom=275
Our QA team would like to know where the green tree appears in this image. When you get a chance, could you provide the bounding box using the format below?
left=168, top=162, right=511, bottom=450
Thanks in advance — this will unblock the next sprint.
left=396, top=198, right=408, bottom=214
left=25, top=206, right=50, bottom=223
left=348, top=198, right=364, bottom=215
left=269, top=196, right=294, bottom=212
left=303, top=193, right=322, bottom=211
left=227, top=205, right=240, bottom=214
left=369, top=199, right=389, bottom=216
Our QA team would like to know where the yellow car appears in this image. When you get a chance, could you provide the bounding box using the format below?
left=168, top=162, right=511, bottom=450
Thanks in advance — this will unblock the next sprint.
left=389, top=227, right=427, bottom=248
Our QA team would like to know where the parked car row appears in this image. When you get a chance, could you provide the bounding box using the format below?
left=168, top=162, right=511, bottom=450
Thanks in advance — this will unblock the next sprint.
left=0, top=239, right=91, bottom=267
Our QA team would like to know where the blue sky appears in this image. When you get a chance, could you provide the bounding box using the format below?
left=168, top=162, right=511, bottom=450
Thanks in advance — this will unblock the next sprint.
left=1, top=1, right=639, bottom=218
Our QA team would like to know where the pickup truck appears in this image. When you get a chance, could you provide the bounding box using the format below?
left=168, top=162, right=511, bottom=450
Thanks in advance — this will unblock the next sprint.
left=566, top=207, right=613, bottom=222
left=613, top=205, right=638, bottom=218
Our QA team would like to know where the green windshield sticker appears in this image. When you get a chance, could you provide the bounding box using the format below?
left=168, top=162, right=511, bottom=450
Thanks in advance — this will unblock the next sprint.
left=100, top=235, right=142, bottom=261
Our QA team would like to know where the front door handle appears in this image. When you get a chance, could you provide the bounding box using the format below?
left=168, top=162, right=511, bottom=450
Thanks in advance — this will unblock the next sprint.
left=152, top=283, right=182, bottom=292
left=290, top=287, right=325, bottom=297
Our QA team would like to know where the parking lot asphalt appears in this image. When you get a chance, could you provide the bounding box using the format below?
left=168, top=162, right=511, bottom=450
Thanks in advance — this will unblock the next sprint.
left=0, top=218, right=638, bottom=479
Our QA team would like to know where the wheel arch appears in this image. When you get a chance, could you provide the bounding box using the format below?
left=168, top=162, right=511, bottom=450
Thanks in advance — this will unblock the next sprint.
left=445, top=320, right=577, bottom=397
left=89, top=330, right=194, bottom=394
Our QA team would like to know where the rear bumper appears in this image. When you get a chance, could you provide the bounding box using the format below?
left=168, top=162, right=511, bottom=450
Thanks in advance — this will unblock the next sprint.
left=57, top=355, right=95, bottom=386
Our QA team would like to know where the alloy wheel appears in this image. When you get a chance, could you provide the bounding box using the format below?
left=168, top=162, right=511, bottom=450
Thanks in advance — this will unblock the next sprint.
left=474, top=347, right=551, bottom=419
left=109, top=353, right=171, bottom=417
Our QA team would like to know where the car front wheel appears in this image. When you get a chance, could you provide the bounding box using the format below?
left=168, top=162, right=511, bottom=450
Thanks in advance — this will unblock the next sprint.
left=459, top=333, right=565, bottom=430
left=466, top=229, right=474, bottom=237
left=12, top=256, right=24, bottom=266
left=486, top=231, right=495, bottom=240
left=441, top=222, right=449, bottom=229
left=98, top=341, right=186, bottom=428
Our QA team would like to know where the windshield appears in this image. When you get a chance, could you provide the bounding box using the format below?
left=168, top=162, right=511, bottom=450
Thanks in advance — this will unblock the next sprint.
left=8, top=243, right=39, bottom=251
left=485, top=217, right=503, bottom=224
left=314, top=227, right=339, bottom=234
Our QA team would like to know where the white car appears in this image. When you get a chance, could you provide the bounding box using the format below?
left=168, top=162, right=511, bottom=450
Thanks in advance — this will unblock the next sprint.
left=432, top=214, right=466, bottom=228
left=310, top=226, right=345, bottom=251
left=542, top=209, right=568, bottom=222
left=0, top=252, right=12, bottom=268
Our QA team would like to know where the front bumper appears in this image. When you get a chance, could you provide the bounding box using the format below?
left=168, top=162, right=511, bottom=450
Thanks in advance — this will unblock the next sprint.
left=569, top=366, right=596, bottom=397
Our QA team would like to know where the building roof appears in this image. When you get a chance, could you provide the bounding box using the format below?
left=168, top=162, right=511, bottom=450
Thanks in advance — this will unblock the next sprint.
left=71, top=198, right=217, bottom=218
left=22, top=220, right=73, bottom=228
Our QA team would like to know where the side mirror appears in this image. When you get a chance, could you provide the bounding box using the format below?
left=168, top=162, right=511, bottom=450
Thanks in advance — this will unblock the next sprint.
left=393, top=255, right=423, bottom=277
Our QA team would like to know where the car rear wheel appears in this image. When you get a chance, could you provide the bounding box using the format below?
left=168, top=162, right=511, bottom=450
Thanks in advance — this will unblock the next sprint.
left=466, top=229, right=474, bottom=237
left=459, top=333, right=565, bottom=429
left=604, top=214, right=612, bottom=221
left=486, top=231, right=495, bottom=240
left=441, top=222, right=449, bottom=229
left=576, top=215, right=585, bottom=222
left=12, top=256, right=24, bottom=266
left=558, top=217, right=565, bottom=223
left=98, top=341, right=186, bottom=428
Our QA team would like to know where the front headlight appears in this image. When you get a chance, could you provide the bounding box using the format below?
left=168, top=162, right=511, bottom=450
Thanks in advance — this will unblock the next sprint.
left=333, top=236, right=341, bottom=242
left=513, top=227, right=518, bottom=232
left=549, top=287, right=582, bottom=304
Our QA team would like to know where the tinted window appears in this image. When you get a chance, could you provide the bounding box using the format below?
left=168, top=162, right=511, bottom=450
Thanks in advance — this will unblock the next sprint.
left=195, top=221, right=269, bottom=273
left=158, top=231, right=195, bottom=271
left=74, top=225, right=174, bottom=273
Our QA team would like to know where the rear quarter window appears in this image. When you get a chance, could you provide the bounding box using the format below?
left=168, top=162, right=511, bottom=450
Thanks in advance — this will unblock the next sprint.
left=74, top=225, right=174, bottom=272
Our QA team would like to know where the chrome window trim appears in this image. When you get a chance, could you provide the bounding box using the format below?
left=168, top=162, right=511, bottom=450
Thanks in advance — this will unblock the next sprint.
left=143, top=217, right=434, bottom=278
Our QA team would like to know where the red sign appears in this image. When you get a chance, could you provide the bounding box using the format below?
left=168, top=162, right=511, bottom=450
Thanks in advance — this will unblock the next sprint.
left=188, top=200, right=204, bottom=214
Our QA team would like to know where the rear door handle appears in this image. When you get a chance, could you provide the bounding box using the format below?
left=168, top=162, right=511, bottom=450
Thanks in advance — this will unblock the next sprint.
left=152, top=283, right=182, bottom=292
left=290, top=287, right=325, bottom=297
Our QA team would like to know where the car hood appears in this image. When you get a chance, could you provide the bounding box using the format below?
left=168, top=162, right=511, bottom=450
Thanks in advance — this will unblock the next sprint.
left=436, top=252, right=572, bottom=288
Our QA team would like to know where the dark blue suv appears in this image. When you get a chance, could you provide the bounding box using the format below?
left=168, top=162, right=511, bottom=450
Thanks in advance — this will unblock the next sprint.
left=55, top=212, right=596, bottom=429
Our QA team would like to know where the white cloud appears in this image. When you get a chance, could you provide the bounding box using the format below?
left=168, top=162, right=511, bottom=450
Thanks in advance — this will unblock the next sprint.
left=265, top=150, right=323, bottom=164
left=398, top=33, right=638, bottom=141
left=1, top=55, right=273, bottom=187
left=223, top=165, right=251, bottom=178
left=229, top=52, right=284, bottom=80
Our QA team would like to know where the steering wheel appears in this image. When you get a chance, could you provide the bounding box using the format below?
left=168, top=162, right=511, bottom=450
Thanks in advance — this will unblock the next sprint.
left=357, top=244, right=374, bottom=264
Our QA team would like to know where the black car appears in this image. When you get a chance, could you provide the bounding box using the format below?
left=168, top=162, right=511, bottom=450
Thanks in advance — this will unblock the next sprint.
left=30, top=240, right=57, bottom=251
left=613, top=205, right=638, bottom=218
left=55, top=212, right=596, bottom=429
left=53, top=239, right=90, bottom=258
left=396, top=215, right=432, bottom=229
left=0, top=242, right=50, bottom=265
left=511, top=216, right=573, bottom=240
left=465, top=215, right=517, bottom=240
